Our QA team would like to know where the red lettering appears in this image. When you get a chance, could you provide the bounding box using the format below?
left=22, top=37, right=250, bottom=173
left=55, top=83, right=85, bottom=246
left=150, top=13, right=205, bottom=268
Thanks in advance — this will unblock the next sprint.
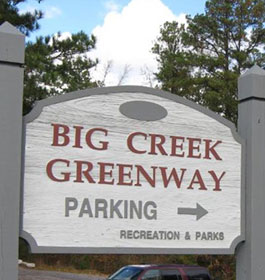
left=135, top=165, right=157, bottom=187
left=98, top=162, right=114, bottom=185
left=148, top=134, right=168, bottom=155
left=187, top=169, right=207, bottom=190
left=51, top=124, right=70, bottom=146
left=160, top=167, right=187, bottom=188
left=170, top=136, right=185, bottom=157
left=86, top=128, right=109, bottom=150
left=74, top=160, right=95, bottom=183
left=204, top=139, right=222, bottom=160
left=117, top=164, right=133, bottom=186
left=208, top=170, right=225, bottom=191
left=127, top=132, right=147, bottom=154
left=46, top=159, right=70, bottom=182
left=73, top=125, right=84, bottom=148
left=187, top=138, right=201, bottom=158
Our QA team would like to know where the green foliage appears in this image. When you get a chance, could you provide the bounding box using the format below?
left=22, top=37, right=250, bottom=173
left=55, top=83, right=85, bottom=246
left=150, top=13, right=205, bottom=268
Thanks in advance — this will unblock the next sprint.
left=153, top=0, right=265, bottom=123
left=197, top=255, right=236, bottom=280
left=152, top=22, right=196, bottom=99
left=0, top=0, right=43, bottom=36
left=0, top=0, right=99, bottom=114
left=23, top=32, right=98, bottom=114
left=12, top=2, right=261, bottom=279
left=19, top=242, right=236, bottom=279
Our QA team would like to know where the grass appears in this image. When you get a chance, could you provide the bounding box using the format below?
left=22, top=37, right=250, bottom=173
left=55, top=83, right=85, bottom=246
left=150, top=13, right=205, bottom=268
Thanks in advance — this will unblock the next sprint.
left=21, top=263, right=108, bottom=277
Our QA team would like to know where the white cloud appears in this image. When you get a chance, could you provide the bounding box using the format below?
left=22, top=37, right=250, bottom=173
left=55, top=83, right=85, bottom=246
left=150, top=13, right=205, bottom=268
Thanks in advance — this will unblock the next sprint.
left=55, top=31, right=72, bottom=41
left=90, top=0, right=186, bottom=86
left=44, top=6, right=62, bottom=19
left=104, top=0, right=121, bottom=12
left=19, top=5, right=38, bottom=15
left=19, top=5, right=62, bottom=20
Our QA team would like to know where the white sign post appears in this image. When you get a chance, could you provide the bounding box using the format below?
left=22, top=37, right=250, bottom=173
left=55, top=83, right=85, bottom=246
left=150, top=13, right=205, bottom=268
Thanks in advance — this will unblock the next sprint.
left=21, top=87, right=243, bottom=254
left=0, top=22, right=24, bottom=280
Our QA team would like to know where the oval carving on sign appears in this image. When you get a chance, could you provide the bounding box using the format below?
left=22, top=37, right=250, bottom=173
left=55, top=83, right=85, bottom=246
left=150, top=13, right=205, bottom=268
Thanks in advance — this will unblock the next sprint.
left=119, top=100, right=168, bottom=121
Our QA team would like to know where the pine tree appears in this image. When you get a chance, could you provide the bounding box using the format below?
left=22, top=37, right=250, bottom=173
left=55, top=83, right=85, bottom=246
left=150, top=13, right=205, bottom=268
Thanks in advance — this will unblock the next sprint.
left=0, top=0, right=99, bottom=114
left=0, top=0, right=43, bottom=36
left=24, top=32, right=98, bottom=114
left=153, top=0, right=265, bottom=123
left=152, top=22, right=196, bottom=99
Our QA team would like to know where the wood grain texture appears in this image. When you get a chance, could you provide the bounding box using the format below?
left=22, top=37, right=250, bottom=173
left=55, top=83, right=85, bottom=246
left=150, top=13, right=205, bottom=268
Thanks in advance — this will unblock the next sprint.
left=22, top=92, right=242, bottom=250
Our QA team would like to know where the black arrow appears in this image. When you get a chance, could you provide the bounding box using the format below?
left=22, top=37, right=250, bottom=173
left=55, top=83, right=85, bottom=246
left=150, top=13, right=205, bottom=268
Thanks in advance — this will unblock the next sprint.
left=177, top=203, right=208, bottom=221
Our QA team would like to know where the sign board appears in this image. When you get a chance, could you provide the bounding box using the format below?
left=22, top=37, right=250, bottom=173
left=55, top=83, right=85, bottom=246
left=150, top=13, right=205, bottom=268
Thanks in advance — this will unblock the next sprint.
left=21, top=86, right=244, bottom=254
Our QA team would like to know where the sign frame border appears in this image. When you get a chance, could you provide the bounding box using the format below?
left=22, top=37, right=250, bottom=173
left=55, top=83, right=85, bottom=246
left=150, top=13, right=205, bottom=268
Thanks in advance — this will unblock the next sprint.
left=20, top=85, right=245, bottom=255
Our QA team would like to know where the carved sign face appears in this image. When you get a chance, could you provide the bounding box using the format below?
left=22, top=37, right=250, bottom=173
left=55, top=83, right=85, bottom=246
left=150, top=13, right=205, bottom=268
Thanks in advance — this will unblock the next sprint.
left=21, top=87, right=243, bottom=254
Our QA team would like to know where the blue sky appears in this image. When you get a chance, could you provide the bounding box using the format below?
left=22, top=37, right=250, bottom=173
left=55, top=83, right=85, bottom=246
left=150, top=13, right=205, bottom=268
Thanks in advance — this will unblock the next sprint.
left=19, top=0, right=206, bottom=39
left=19, top=0, right=207, bottom=86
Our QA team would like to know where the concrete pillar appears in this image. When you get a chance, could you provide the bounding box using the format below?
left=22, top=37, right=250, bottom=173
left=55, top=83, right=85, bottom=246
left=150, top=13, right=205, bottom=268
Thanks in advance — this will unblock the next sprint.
left=237, top=65, right=265, bottom=279
left=0, top=22, right=25, bottom=280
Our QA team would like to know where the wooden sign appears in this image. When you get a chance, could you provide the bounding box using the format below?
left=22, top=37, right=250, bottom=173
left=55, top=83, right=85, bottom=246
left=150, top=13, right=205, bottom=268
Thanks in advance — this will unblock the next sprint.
left=21, top=86, right=243, bottom=254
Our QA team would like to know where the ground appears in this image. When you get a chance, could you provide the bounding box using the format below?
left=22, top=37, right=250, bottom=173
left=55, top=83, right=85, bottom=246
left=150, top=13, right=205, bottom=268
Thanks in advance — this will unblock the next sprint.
left=18, top=267, right=106, bottom=280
